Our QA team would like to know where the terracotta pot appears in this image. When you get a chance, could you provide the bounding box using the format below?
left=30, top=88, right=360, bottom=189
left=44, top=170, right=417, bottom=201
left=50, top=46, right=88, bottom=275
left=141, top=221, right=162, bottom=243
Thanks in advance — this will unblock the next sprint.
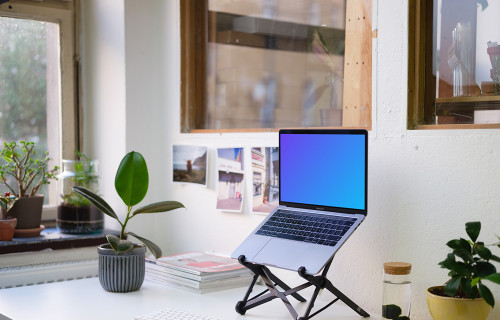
left=427, top=286, right=491, bottom=320
left=0, top=218, right=17, bottom=241
left=97, top=243, right=146, bottom=292
left=6, top=195, right=44, bottom=229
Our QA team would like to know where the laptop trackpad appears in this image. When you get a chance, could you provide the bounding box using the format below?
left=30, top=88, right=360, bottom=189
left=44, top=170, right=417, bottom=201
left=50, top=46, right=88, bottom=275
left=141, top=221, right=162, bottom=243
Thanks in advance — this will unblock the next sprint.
left=253, top=238, right=310, bottom=270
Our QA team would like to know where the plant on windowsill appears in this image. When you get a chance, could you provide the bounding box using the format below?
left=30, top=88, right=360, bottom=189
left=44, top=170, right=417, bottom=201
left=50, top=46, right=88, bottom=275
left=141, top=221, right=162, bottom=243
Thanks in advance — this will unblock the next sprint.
left=0, top=192, right=19, bottom=241
left=57, top=152, right=103, bottom=234
left=72, top=151, right=185, bottom=292
left=0, top=141, right=59, bottom=233
left=426, top=221, right=500, bottom=320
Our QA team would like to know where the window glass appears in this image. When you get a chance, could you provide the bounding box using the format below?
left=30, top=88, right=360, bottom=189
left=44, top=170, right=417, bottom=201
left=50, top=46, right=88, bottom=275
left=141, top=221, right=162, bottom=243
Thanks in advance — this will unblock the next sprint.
left=206, top=0, right=347, bottom=129
left=433, top=0, right=500, bottom=125
left=0, top=16, right=60, bottom=203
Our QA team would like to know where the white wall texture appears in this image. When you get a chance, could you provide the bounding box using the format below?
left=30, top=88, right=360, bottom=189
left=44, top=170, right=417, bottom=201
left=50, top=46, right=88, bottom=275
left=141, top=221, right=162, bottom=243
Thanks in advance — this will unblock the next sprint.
left=81, top=0, right=500, bottom=319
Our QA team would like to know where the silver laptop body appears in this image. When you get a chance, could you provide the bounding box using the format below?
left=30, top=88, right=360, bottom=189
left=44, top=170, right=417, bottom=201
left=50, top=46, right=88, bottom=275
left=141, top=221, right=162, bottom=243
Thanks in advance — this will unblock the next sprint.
left=232, top=129, right=368, bottom=275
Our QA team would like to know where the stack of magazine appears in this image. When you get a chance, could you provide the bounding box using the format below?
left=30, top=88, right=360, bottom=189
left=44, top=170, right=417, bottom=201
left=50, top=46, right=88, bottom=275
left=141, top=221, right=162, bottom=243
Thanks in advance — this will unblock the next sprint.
left=145, top=251, right=254, bottom=294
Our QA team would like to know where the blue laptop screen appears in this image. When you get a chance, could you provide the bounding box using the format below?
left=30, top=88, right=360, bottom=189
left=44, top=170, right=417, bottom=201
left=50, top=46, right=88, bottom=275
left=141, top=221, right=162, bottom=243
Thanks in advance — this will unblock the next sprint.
left=280, top=131, right=366, bottom=211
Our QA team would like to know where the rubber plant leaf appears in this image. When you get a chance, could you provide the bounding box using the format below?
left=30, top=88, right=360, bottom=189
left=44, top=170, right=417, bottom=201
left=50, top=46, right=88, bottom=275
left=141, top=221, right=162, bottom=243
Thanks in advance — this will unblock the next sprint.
left=72, top=186, right=119, bottom=221
left=106, top=234, right=134, bottom=254
left=127, top=231, right=162, bottom=259
left=465, top=221, right=481, bottom=243
left=478, top=282, right=494, bottom=307
left=132, top=201, right=185, bottom=216
left=115, top=151, right=148, bottom=207
left=485, top=273, right=500, bottom=285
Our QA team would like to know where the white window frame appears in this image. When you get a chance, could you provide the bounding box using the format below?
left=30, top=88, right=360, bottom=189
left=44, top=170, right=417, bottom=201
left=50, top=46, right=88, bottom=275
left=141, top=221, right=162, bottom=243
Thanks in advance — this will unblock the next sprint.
left=0, top=0, right=79, bottom=221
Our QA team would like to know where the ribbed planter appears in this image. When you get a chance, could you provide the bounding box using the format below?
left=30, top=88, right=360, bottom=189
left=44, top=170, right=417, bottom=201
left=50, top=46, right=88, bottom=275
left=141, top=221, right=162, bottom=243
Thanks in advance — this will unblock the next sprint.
left=97, top=243, right=146, bottom=293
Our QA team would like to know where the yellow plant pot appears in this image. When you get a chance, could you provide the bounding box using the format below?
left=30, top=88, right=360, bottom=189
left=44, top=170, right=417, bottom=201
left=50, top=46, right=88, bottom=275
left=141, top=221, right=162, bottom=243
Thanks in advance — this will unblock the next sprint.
left=426, top=286, right=491, bottom=320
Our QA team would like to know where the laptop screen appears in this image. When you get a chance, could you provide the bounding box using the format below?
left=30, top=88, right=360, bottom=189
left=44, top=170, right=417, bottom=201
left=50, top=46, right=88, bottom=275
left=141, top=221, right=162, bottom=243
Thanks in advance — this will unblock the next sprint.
left=279, top=129, right=367, bottom=214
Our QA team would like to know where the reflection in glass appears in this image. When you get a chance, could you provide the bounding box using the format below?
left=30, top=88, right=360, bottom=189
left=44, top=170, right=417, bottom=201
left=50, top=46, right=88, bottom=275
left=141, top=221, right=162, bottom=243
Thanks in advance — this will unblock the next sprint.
left=206, top=0, right=346, bottom=129
left=433, top=0, right=500, bottom=124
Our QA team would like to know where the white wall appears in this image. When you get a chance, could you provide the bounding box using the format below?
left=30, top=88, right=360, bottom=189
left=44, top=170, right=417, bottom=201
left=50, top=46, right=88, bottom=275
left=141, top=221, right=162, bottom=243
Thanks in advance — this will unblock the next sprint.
left=80, top=1, right=500, bottom=319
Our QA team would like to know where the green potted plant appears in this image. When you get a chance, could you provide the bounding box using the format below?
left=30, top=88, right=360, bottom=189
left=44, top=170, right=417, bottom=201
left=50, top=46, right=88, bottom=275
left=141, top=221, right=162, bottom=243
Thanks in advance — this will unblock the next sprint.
left=57, top=152, right=103, bottom=234
left=427, top=221, right=500, bottom=320
left=0, top=141, right=59, bottom=232
left=73, top=151, right=184, bottom=292
left=0, top=192, right=18, bottom=241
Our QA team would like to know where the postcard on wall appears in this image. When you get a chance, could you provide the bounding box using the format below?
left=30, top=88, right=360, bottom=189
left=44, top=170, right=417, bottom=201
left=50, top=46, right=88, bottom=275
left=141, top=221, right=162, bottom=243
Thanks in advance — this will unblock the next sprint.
left=216, top=148, right=244, bottom=212
left=172, top=145, right=207, bottom=186
left=251, top=147, right=279, bottom=214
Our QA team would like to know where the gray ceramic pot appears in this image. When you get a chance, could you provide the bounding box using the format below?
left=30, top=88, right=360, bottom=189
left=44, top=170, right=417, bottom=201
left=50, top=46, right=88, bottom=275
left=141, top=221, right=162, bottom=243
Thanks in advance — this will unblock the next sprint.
left=97, top=243, right=146, bottom=292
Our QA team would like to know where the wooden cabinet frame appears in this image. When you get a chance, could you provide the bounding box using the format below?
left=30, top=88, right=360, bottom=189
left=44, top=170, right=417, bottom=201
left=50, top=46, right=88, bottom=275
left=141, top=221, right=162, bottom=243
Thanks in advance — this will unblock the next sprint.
left=181, top=0, right=372, bottom=133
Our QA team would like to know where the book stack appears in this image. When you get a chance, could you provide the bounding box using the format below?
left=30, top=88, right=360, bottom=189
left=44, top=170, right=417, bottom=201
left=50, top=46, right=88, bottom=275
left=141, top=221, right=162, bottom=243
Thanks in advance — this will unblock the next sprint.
left=145, top=251, right=254, bottom=294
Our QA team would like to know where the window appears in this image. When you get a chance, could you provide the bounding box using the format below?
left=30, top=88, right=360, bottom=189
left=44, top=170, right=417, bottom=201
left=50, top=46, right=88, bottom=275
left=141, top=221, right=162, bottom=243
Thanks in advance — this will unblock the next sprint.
left=0, top=1, right=79, bottom=220
left=181, top=0, right=372, bottom=132
left=409, top=0, right=500, bottom=128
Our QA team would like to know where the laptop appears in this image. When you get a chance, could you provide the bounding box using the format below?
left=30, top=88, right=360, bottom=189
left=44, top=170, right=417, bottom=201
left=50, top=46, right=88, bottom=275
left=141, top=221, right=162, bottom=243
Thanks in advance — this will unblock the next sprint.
left=231, top=129, right=368, bottom=275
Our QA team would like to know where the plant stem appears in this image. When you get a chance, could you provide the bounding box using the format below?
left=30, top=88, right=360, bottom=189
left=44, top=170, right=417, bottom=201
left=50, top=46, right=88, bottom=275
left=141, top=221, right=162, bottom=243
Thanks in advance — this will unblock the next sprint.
left=120, top=206, right=133, bottom=240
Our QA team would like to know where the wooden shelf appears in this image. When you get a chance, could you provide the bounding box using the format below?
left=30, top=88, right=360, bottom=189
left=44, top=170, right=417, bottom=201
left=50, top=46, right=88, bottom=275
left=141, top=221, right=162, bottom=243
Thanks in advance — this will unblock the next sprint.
left=436, top=95, right=500, bottom=103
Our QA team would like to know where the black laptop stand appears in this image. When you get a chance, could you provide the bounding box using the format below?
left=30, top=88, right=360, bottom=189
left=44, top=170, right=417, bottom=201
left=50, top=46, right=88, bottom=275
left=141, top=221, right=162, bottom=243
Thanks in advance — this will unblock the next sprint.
left=235, top=255, right=370, bottom=320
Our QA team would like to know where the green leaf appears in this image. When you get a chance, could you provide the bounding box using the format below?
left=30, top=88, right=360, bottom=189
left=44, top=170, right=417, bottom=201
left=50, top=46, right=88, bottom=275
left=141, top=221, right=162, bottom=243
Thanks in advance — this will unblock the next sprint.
left=490, top=255, right=500, bottom=263
left=475, top=246, right=492, bottom=260
left=106, top=234, right=134, bottom=253
left=485, top=273, right=500, bottom=285
left=475, top=261, right=496, bottom=278
left=132, top=201, right=185, bottom=216
left=382, top=304, right=401, bottom=319
left=460, top=277, right=474, bottom=298
left=72, top=186, right=119, bottom=221
left=441, top=260, right=472, bottom=277
left=115, top=151, right=149, bottom=207
left=453, top=248, right=473, bottom=263
left=465, top=221, right=481, bottom=243
left=478, top=282, right=494, bottom=308
left=127, top=231, right=162, bottom=259
left=445, top=275, right=461, bottom=296
left=471, top=277, right=480, bottom=287
left=447, top=238, right=471, bottom=251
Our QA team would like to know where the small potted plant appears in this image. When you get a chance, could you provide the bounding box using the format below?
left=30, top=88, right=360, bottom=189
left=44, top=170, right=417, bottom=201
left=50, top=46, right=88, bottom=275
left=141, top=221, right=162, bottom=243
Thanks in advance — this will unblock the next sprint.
left=57, top=152, right=103, bottom=234
left=0, top=141, right=59, bottom=232
left=427, top=221, right=500, bottom=320
left=73, top=151, right=184, bottom=292
left=0, top=192, right=18, bottom=241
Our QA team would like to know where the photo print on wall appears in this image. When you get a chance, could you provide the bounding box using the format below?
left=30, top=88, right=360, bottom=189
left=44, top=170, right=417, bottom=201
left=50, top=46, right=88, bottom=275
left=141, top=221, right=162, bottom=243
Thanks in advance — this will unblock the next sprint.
left=216, top=148, right=244, bottom=212
left=251, top=147, right=279, bottom=214
left=172, top=145, right=208, bottom=186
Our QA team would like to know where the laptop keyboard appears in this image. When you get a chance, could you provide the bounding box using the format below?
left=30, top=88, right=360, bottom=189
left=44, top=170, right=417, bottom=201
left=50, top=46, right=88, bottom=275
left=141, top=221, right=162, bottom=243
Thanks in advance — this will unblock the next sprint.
left=256, top=209, right=356, bottom=247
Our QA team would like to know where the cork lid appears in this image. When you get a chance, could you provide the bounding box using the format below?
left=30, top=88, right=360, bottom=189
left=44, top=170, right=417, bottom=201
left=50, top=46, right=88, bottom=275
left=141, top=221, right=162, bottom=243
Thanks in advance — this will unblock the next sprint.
left=383, top=262, right=412, bottom=275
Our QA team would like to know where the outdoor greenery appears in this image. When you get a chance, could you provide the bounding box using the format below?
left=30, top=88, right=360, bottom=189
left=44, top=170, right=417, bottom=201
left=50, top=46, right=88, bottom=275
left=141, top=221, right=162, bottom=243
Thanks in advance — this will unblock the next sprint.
left=73, top=151, right=184, bottom=258
left=439, top=221, right=500, bottom=307
left=0, top=17, right=48, bottom=151
left=0, top=141, right=58, bottom=197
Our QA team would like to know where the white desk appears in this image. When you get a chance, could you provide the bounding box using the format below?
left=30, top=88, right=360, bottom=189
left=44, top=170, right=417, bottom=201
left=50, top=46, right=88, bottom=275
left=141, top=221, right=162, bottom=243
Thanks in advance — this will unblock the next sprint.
left=0, top=277, right=380, bottom=320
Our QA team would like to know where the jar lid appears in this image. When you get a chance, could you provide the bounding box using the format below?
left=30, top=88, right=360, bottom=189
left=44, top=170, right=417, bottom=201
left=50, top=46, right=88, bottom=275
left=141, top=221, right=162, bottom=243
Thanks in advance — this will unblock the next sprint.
left=383, top=262, right=412, bottom=275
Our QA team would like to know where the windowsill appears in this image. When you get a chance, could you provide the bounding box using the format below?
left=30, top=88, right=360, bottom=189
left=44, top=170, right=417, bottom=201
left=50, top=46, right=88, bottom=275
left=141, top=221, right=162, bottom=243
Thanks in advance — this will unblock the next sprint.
left=0, top=228, right=118, bottom=254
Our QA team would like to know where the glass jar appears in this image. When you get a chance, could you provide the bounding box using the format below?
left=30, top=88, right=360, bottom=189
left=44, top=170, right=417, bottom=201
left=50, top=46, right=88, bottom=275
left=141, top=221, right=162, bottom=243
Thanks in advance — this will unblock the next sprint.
left=57, top=159, right=103, bottom=234
left=382, top=262, right=412, bottom=320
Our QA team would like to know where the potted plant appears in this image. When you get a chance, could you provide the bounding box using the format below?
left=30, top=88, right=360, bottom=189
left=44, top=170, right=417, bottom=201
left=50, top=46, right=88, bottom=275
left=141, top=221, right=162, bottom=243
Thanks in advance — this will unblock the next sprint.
left=427, top=221, right=500, bottom=320
left=0, top=192, right=18, bottom=241
left=57, top=152, right=103, bottom=234
left=73, top=151, right=184, bottom=292
left=0, top=141, right=59, bottom=232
